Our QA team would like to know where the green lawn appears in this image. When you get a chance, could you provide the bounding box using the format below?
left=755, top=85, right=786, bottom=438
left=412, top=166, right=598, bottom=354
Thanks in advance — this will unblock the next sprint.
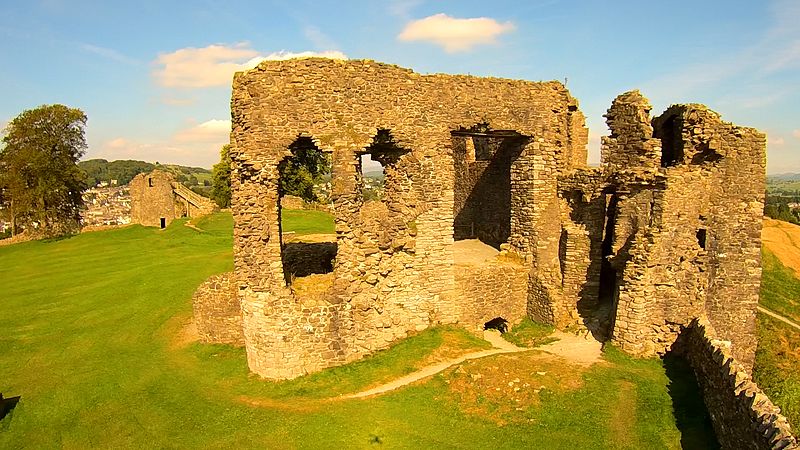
left=281, top=209, right=335, bottom=235
left=0, top=212, right=714, bottom=448
left=754, top=248, right=800, bottom=428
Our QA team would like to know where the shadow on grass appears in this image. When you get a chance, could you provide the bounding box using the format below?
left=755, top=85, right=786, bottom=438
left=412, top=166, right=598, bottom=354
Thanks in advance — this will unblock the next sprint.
left=0, top=394, right=21, bottom=430
left=663, top=353, right=720, bottom=450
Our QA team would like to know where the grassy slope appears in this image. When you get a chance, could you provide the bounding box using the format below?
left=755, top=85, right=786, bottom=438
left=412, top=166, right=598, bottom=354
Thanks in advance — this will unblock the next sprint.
left=755, top=248, right=800, bottom=427
left=760, top=249, right=800, bottom=321
left=0, top=212, right=712, bottom=448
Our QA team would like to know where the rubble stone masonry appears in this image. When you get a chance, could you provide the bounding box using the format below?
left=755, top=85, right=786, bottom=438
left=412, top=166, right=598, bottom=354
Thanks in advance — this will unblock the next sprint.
left=186, top=59, right=782, bottom=439
left=186, top=58, right=791, bottom=442
left=130, top=170, right=216, bottom=228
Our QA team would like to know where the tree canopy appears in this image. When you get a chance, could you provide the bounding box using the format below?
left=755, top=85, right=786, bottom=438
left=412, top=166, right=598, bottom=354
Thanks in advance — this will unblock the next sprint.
left=210, top=145, right=231, bottom=208
left=279, top=137, right=330, bottom=203
left=0, top=104, right=88, bottom=237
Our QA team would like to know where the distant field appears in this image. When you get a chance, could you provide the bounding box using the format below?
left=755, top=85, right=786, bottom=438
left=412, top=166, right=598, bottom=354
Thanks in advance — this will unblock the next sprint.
left=767, top=174, right=800, bottom=193
left=0, top=211, right=716, bottom=448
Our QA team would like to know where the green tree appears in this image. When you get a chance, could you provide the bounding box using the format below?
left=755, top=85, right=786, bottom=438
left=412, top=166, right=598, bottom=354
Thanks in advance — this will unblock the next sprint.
left=0, top=104, right=88, bottom=237
left=279, top=138, right=330, bottom=202
left=210, top=144, right=231, bottom=208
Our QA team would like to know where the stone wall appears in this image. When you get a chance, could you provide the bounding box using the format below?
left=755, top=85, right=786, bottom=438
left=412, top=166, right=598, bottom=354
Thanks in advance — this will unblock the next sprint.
left=229, top=58, right=586, bottom=379
left=192, top=272, right=244, bottom=346
left=280, top=195, right=305, bottom=210
left=172, top=183, right=217, bottom=218
left=130, top=170, right=217, bottom=228
left=453, top=254, right=529, bottom=331
left=214, top=59, right=765, bottom=382
left=554, top=91, right=765, bottom=369
left=679, top=319, right=797, bottom=450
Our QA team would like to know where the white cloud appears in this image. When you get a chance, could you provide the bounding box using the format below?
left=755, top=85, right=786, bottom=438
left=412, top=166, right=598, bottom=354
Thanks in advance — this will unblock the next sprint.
left=152, top=43, right=347, bottom=88
left=769, top=136, right=786, bottom=146
left=793, top=129, right=800, bottom=139
left=398, top=13, right=514, bottom=53
left=174, top=119, right=231, bottom=143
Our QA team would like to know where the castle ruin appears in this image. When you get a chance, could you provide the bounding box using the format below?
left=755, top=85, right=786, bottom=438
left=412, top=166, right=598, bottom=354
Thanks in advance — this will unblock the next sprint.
left=192, top=59, right=793, bottom=448
left=129, top=170, right=216, bottom=228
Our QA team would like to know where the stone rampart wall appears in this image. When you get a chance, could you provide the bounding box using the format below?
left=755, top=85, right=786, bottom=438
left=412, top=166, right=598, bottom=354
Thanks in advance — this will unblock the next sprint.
left=192, top=272, right=244, bottom=346
left=681, top=319, right=797, bottom=449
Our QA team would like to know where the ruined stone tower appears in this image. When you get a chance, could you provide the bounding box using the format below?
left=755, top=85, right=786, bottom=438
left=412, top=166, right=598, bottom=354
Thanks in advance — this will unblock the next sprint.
left=193, top=58, right=765, bottom=380
left=129, top=169, right=216, bottom=228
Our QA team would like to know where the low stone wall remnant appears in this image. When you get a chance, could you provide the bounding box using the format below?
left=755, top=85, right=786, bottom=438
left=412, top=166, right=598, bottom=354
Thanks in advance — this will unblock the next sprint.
left=681, top=319, right=797, bottom=450
left=192, top=272, right=244, bottom=346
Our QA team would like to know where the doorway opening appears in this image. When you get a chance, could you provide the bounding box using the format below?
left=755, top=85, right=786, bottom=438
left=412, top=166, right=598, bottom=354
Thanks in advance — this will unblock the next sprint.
left=278, top=135, right=334, bottom=285
left=452, top=125, right=528, bottom=249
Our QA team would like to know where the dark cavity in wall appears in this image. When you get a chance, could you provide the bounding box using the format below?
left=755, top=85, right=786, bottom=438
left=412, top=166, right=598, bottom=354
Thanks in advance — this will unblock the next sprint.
left=484, top=317, right=509, bottom=333
left=654, top=114, right=684, bottom=167
left=278, top=135, right=333, bottom=285
left=598, top=193, right=619, bottom=305
left=696, top=228, right=707, bottom=249
left=451, top=126, right=527, bottom=250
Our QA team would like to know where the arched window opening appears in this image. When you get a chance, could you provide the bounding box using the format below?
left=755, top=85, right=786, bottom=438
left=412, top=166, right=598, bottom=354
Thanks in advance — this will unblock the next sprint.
left=358, top=129, right=409, bottom=205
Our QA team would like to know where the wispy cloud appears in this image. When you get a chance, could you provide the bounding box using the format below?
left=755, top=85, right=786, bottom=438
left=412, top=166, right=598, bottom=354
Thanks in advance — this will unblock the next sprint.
left=81, top=43, right=139, bottom=65
left=769, top=136, right=786, bottom=146
left=152, top=43, right=347, bottom=88
left=174, top=119, right=230, bottom=143
left=93, top=119, right=232, bottom=167
left=398, top=13, right=514, bottom=53
left=389, top=0, right=422, bottom=19
left=793, top=129, right=800, bottom=139
left=642, top=1, right=800, bottom=104
left=303, top=25, right=338, bottom=50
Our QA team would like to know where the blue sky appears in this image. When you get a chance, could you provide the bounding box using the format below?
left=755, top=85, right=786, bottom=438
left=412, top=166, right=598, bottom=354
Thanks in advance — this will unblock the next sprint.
left=0, top=0, right=797, bottom=173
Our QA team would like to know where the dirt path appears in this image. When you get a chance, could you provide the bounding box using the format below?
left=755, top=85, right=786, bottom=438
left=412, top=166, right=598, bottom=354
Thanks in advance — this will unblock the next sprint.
left=762, top=218, right=800, bottom=276
left=536, top=331, right=603, bottom=366
left=346, top=330, right=602, bottom=399
left=758, top=305, right=800, bottom=331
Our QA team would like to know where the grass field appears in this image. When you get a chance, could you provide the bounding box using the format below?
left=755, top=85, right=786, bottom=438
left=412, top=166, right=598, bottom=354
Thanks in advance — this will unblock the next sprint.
left=0, top=211, right=717, bottom=448
left=281, top=209, right=335, bottom=235
left=754, top=248, right=800, bottom=427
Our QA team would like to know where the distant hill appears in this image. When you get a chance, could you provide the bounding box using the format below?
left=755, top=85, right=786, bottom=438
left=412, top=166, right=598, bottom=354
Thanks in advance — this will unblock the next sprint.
left=768, top=173, right=800, bottom=194
left=79, top=159, right=211, bottom=188
left=363, top=170, right=385, bottom=180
